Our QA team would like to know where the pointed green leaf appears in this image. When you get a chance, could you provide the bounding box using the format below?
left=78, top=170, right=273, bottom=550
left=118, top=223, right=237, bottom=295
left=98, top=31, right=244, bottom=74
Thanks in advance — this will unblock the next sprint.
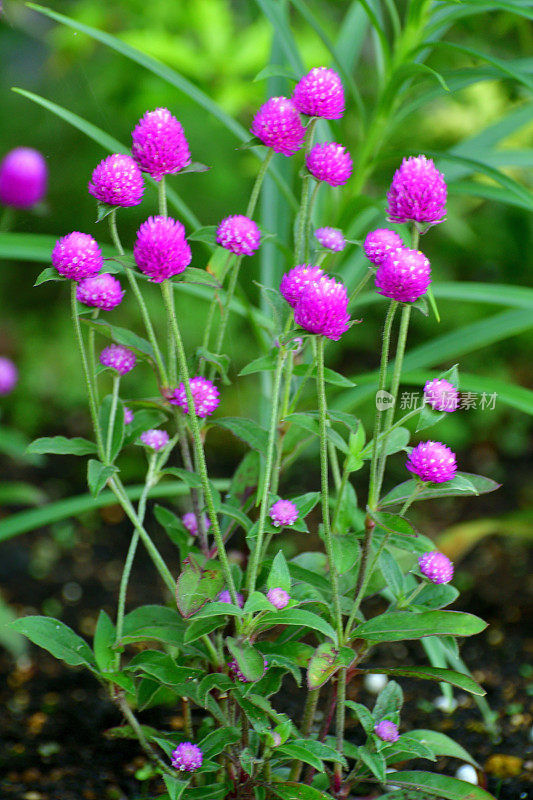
left=11, top=616, right=96, bottom=669
left=352, top=611, right=487, bottom=643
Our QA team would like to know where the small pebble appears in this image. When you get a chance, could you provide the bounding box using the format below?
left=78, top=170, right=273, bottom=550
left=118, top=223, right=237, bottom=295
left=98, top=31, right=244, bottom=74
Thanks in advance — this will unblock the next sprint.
left=364, top=673, right=388, bottom=693
left=435, top=694, right=458, bottom=713
left=455, top=764, right=478, bottom=784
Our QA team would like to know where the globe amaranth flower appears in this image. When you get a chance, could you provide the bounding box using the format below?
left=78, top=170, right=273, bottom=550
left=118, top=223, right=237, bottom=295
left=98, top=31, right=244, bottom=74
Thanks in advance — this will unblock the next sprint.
left=218, top=590, right=244, bottom=608
left=406, top=440, right=457, bottom=483
left=267, top=587, right=290, bottom=610
left=386, top=155, right=447, bottom=225
left=0, top=147, right=47, bottom=208
left=171, top=742, right=203, bottom=772
left=124, top=406, right=134, bottom=425
left=229, top=656, right=268, bottom=683
left=169, top=376, right=220, bottom=418
left=134, top=216, right=192, bottom=283
left=182, top=511, right=211, bottom=536
left=375, top=247, right=431, bottom=303
left=280, top=264, right=324, bottom=308
left=293, top=67, right=344, bottom=120
left=52, top=232, right=103, bottom=281
left=294, top=275, right=350, bottom=341
left=364, top=228, right=404, bottom=267
left=419, top=551, right=454, bottom=584
left=216, top=214, right=261, bottom=256
left=306, top=142, right=352, bottom=187
left=250, top=97, right=305, bottom=157
left=139, top=428, right=169, bottom=451
left=76, top=273, right=124, bottom=310
left=424, top=378, right=459, bottom=412
left=88, top=153, right=144, bottom=207
left=0, top=357, right=18, bottom=395
left=374, top=720, right=399, bottom=743
left=314, top=227, right=345, bottom=252
left=269, top=498, right=298, bottom=528
left=99, top=344, right=136, bottom=375
left=132, top=108, right=191, bottom=181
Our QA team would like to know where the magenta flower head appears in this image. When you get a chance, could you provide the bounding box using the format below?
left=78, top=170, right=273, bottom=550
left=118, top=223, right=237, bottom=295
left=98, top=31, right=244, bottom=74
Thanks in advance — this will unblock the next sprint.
left=99, top=344, right=136, bottom=375
left=364, top=228, right=404, bottom=267
left=88, top=153, right=144, bottom=207
left=0, top=147, right=47, bottom=208
left=251, top=97, right=305, bottom=157
left=386, top=155, right=447, bottom=226
left=314, top=227, right=345, bottom=252
left=280, top=264, right=324, bottom=308
left=170, top=376, right=220, bottom=418
left=134, top=216, right=192, bottom=283
left=293, top=67, right=344, bottom=120
left=294, top=275, right=350, bottom=341
left=218, top=590, right=244, bottom=608
left=269, top=498, right=298, bottom=528
left=267, top=588, right=290, bottom=610
left=419, top=551, right=454, bottom=584
left=139, top=428, right=169, bottom=452
left=76, top=273, right=124, bottom=310
left=0, top=357, right=18, bottom=396
left=229, top=656, right=268, bottom=683
left=132, top=108, right=191, bottom=181
left=216, top=215, right=261, bottom=256
left=306, top=142, right=352, bottom=187
left=171, top=742, right=203, bottom=772
left=424, top=378, right=459, bottom=412
left=406, top=440, right=457, bottom=483
left=52, top=232, right=103, bottom=281
left=374, top=720, right=399, bottom=743
left=124, top=406, right=134, bottom=425
left=182, top=511, right=211, bottom=536
left=375, top=247, right=431, bottom=303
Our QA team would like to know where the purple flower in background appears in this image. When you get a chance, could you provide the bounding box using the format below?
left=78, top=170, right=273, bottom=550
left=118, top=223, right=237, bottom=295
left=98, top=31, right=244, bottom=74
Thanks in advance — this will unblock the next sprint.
left=280, top=264, right=324, bottom=308
left=292, top=67, right=345, bottom=120
left=406, top=440, right=457, bottom=483
left=124, top=407, right=134, bottom=425
left=170, top=376, right=220, bottom=418
left=269, top=499, right=298, bottom=528
left=294, top=275, right=350, bottom=341
left=216, top=214, right=261, bottom=256
left=52, top=232, right=103, bottom=281
left=76, top=274, right=124, bottom=310
left=251, top=97, right=305, bottom=157
left=134, top=216, right=192, bottom=283
left=0, top=357, right=18, bottom=395
left=314, top=227, right=345, bottom=252
left=267, top=588, right=290, bottom=610
left=132, top=108, right=191, bottom=181
left=139, top=428, right=169, bottom=452
left=419, top=551, right=454, bottom=584
left=218, top=590, right=244, bottom=608
left=171, top=742, right=203, bottom=772
left=374, top=720, right=399, bottom=743
left=0, top=147, right=47, bottom=208
left=88, top=153, right=144, bottom=207
left=375, top=247, right=431, bottom=303
left=424, top=378, right=459, bottom=412
left=99, top=344, right=136, bottom=375
left=229, top=656, right=268, bottom=683
left=386, top=155, right=447, bottom=226
left=182, top=511, right=211, bottom=536
left=306, top=142, right=352, bottom=187
left=364, top=228, right=404, bottom=266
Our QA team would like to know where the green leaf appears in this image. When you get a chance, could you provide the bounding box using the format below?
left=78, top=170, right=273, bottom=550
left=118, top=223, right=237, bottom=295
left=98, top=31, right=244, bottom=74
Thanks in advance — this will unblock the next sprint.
left=11, top=616, right=96, bottom=669
left=190, top=601, right=243, bottom=619
left=176, top=564, right=224, bottom=618
left=199, top=726, right=240, bottom=759
left=290, top=491, right=321, bottom=519
left=380, top=472, right=500, bottom=507
left=226, top=638, right=266, bottom=682
left=183, top=618, right=225, bottom=645
left=271, top=783, right=334, bottom=800
left=181, top=268, right=221, bottom=289
left=307, top=642, right=349, bottom=690
left=364, top=666, right=485, bottom=696
left=351, top=611, right=487, bottom=643
left=345, top=701, right=374, bottom=734
left=27, top=436, right=97, bottom=456
left=93, top=610, right=116, bottom=673
left=98, top=395, right=125, bottom=463
left=0, top=482, right=46, bottom=507
left=277, top=742, right=325, bottom=773
left=369, top=512, right=417, bottom=538
left=243, top=592, right=274, bottom=615
left=195, top=348, right=230, bottom=383
left=373, top=680, right=403, bottom=720
left=83, top=318, right=155, bottom=362
left=188, top=225, right=217, bottom=245
left=87, top=460, right=117, bottom=498
left=253, top=0, right=304, bottom=74
left=384, top=733, right=436, bottom=762
left=402, top=729, right=480, bottom=767
left=218, top=503, right=252, bottom=532
left=361, top=427, right=411, bottom=459
left=332, top=535, right=360, bottom=575
left=120, top=605, right=185, bottom=647
left=358, top=745, right=386, bottom=782
left=215, top=417, right=268, bottom=452
left=163, top=775, right=188, bottom=800
left=239, top=352, right=278, bottom=377
left=197, top=674, right=234, bottom=706
left=162, top=468, right=203, bottom=489
left=267, top=551, right=291, bottom=592
left=254, top=64, right=299, bottom=82
left=127, top=650, right=203, bottom=685
left=379, top=550, right=405, bottom=597
left=293, top=363, right=356, bottom=387
left=381, top=770, right=494, bottom=799
left=254, top=608, right=337, bottom=643
left=34, top=266, right=62, bottom=286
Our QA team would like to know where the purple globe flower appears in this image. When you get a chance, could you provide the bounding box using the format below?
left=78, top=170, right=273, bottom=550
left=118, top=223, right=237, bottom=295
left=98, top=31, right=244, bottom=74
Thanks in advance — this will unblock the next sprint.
left=375, top=247, right=431, bottom=303
left=314, top=227, right=345, bottom=252
left=306, top=142, right=352, bottom=187
left=386, top=155, right=447, bottom=226
left=374, top=720, right=399, bottom=743
left=99, top=344, right=136, bottom=375
left=88, top=153, right=144, bottom=207
left=294, top=275, right=350, bottom=341
left=182, top=511, right=211, bottom=536
left=216, top=214, right=261, bottom=256
left=292, top=67, right=345, bottom=120
left=139, top=428, right=170, bottom=452
left=229, top=656, right=268, bottom=683
left=280, top=264, right=324, bottom=308
left=218, top=590, right=244, bottom=608
left=124, top=406, right=134, bottom=425
left=0, top=357, right=18, bottom=395
left=134, top=216, right=192, bottom=283
left=406, top=440, right=457, bottom=483
left=169, top=376, right=220, bottom=418
left=132, top=108, right=191, bottom=181
left=171, top=742, right=203, bottom=772
left=364, top=228, right=404, bottom=267
left=267, top=588, right=290, bottom=610
left=424, top=378, right=459, bottom=412
left=76, top=273, right=124, bottom=310
left=419, top=551, right=454, bottom=584
left=251, top=97, right=306, bottom=157
left=269, top=499, right=298, bottom=528
left=52, top=232, right=103, bottom=281
left=0, top=147, right=47, bottom=208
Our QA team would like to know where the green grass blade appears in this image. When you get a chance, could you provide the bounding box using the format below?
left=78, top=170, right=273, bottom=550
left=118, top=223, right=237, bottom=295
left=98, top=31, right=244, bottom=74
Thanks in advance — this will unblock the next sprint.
left=335, top=1, right=369, bottom=74
left=354, top=282, right=533, bottom=311
left=253, top=0, right=304, bottom=74
left=424, top=40, right=533, bottom=92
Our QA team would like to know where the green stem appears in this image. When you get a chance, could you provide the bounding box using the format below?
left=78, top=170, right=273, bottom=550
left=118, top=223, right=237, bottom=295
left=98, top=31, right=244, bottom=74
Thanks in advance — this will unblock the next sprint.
left=106, top=374, right=120, bottom=463
left=295, top=118, right=317, bottom=263
left=331, top=466, right=349, bottom=533
left=349, top=268, right=373, bottom=305
left=0, top=207, right=15, bottom=233
left=289, top=687, right=320, bottom=781
left=158, top=176, right=168, bottom=217
left=345, top=530, right=391, bottom=637
left=399, top=482, right=423, bottom=515
left=88, top=309, right=100, bottom=405
left=397, top=580, right=425, bottom=610
left=201, top=634, right=221, bottom=667
left=335, top=668, right=347, bottom=788
left=176, top=412, right=208, bottom=553
left=115, top=691, right=175, bottom=776
left=210, top=254, right=243, bottom=370
left=328, top=439, right=342, bottom=493
left=247, top=149, right=274, bottom=218
left=201, top=252, right=233, bottom=371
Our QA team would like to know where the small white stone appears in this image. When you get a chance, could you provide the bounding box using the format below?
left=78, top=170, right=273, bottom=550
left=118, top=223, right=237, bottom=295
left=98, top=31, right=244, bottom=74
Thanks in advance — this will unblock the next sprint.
left=364, top=673, right=388, bottom=693
left=455, top=764, right=478, bottom=784
left=434, top=694, right=458, bottom=713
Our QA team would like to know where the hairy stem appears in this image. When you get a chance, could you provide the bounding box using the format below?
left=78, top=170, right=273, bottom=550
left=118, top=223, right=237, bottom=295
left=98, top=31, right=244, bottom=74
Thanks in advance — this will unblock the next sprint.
left=289, top=687, right=320, bottom=781
left=106, top=374, right=120, bottom=463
